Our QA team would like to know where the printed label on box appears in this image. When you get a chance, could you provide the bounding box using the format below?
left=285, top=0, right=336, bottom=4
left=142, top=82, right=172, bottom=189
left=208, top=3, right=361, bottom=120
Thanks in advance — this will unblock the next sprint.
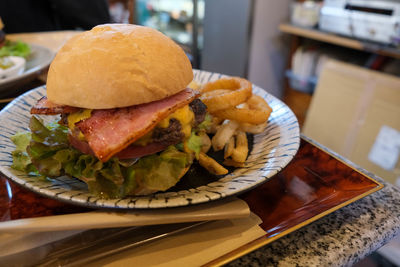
left=368, top=125, right=400, bottom=171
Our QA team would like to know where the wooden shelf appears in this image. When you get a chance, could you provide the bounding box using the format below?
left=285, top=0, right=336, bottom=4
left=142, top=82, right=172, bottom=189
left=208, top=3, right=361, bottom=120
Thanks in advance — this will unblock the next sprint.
left=280, top=23, right=400, bottom=128
left=279, top=23, right=400, bottom=60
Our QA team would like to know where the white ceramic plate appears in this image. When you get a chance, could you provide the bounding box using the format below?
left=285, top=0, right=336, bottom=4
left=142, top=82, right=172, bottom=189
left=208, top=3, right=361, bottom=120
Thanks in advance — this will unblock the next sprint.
left=0, top=44, right=54, bottom=95
left=0, top=70, right=300, bottom=209
left=0, top=56, right=26, bottom=80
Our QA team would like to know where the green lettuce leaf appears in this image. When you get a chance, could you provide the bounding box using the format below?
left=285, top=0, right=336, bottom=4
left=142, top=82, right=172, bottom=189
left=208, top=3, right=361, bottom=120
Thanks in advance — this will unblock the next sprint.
left=0, top=40, right=31, bottom=58
left=29, top=116, right=68, bottom=145
left=26, top=117, right=70, bottom=177
left=10, top=132, right=36, bottom=172
left=196, top=113, right=212, bottom=131
left=187, top=132, right=202, bottom=159
left=134, top=146, right=191, bottom=192
left=12, top=132, right=31, bottom=151
left=121, top=166, right=137, bottom=196
left=100, top=158, right=124, bottom=185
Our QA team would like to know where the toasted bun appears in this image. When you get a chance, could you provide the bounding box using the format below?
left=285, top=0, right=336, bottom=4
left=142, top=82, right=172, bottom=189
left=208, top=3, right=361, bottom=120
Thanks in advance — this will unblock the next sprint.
left=46, top=24, right=193, bottom=109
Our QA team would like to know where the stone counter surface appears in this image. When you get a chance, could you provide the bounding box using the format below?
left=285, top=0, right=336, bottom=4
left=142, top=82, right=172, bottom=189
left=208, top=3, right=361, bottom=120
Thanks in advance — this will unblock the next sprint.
left=229, top=179, right=400, bottom=267
left=228, top=138, right=400, bottom=267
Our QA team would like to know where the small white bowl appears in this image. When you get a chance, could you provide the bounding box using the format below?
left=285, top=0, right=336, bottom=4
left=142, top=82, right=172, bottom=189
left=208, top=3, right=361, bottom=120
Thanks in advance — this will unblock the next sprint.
left=0, top=56, right=26, bottom=80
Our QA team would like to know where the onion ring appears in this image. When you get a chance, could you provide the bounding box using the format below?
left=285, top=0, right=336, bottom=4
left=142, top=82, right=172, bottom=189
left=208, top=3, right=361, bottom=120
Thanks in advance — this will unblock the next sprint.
left=214, top=95, right=272, bottom=125
left=239, top=121, right=268, bottom=134
left=200, top=77, right=252, bottom=112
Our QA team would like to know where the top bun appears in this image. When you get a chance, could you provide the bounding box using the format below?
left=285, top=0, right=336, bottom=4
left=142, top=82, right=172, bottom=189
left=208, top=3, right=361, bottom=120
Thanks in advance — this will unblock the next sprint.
left=46, top=24, right=193, bottom=109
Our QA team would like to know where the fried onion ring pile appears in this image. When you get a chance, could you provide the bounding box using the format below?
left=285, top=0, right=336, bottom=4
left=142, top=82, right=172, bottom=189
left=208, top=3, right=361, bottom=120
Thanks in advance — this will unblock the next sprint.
left=194, top=76, right=273, bottom=171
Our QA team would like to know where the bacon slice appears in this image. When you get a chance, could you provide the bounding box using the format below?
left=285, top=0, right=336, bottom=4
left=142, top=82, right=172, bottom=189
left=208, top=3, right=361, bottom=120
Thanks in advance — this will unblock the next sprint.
left=76, top=88, right=199, bottom=162
left=115, top=143, right=168, bottom=159
left=68, top=134, right=95, bottom=156
left=31, top=97, right=80, bottom=115
left=68, top=133, right=169, bottom=159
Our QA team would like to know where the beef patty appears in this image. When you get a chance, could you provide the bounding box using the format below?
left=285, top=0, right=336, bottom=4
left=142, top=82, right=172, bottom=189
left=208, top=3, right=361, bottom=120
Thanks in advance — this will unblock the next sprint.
left=152, top=99, right=207, bottom=146
left=152, top=118, right=184, bottom=146
left=189, top=99, right=207, bottom=125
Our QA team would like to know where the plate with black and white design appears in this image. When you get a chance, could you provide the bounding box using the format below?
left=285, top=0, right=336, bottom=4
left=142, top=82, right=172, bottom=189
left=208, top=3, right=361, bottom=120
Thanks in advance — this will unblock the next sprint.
left=0, top=70, right=300, bottom=209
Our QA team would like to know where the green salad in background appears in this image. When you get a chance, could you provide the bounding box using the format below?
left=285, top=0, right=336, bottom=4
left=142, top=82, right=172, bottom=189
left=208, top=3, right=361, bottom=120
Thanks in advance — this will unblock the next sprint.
left=0, top=40, right=31, bottom=71
left=0, top=17, right=31, bottom=65
left=0, top=40, right=31, bottom=59
left=0, top=17, right=31, bottom=70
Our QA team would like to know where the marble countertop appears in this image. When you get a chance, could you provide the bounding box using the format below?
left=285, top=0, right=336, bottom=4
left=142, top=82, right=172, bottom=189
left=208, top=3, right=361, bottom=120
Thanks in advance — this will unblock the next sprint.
left=228, top=139, right=400, bottom=267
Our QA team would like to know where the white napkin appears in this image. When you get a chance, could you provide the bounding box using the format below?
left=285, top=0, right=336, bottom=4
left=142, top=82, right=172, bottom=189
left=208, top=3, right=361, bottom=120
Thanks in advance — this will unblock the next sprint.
left=0, top=210, right=265, bottom=267
left=90, top=213, right=265, bottom=267
left=0, top=230, right=83, bottom=257
left=0, top=198, right=250, bottom=233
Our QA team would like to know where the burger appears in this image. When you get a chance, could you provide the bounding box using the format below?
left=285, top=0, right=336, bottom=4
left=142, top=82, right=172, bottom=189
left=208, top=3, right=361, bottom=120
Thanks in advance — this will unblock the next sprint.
left=11, top=24, right=209, bottom=198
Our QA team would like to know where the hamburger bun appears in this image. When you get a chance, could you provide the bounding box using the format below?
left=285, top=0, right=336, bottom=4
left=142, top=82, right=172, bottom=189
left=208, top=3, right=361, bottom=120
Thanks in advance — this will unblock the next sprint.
left=46, top=24, right=193, bottom=109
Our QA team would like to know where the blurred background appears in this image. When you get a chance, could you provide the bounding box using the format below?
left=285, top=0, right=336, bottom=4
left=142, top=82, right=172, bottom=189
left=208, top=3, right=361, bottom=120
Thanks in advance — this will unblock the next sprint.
left=0, top=1, right=400, bottom=266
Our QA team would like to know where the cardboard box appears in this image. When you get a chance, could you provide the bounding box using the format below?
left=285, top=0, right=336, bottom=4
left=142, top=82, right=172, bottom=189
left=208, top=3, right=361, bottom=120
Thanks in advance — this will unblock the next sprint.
left=303, top=60, right=400, bottom=185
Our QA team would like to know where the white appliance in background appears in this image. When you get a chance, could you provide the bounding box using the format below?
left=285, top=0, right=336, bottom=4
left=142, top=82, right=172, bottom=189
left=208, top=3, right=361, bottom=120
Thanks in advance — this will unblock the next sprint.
left=291, top=1, right=321, bottom=28
left=319, top=0, right=400, bottom=44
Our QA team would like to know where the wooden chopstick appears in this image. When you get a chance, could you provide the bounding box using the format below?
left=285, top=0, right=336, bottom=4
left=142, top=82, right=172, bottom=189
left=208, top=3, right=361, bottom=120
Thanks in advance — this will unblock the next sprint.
left=0, top=97, right=15, bottom=104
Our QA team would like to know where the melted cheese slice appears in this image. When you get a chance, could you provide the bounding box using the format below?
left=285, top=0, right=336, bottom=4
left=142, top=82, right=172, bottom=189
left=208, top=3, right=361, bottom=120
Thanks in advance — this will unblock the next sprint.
left=158, top=105, right=194, bottom=137
left=67, top=109, right=92, bottom=140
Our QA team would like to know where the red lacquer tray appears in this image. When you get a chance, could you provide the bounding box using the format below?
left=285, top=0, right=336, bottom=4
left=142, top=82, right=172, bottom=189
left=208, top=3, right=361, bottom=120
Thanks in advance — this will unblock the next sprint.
left=207, top=137, right=383, bottom=265
left=0, top=137, right=383, bottom=265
